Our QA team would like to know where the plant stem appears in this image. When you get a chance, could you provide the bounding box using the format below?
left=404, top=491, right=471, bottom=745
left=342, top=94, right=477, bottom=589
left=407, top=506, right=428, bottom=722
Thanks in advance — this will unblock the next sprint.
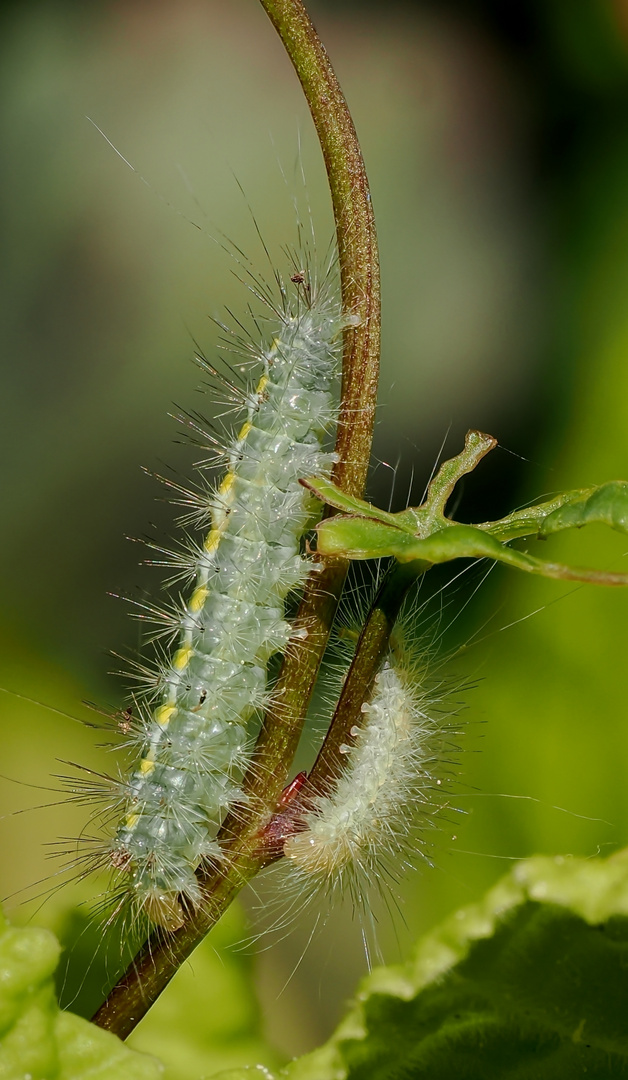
left=307, top=560, right=426, bottom=794
left=92, top=0, right=380, bottom=1038
left=260, top=0, right=380, bottom=499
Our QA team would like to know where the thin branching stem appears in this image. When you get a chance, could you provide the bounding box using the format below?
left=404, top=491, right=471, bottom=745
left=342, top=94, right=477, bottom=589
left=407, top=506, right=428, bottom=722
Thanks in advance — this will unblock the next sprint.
left=92, top=0, right=380, bottom=1038
left=306, top=560, right=427, bottom=795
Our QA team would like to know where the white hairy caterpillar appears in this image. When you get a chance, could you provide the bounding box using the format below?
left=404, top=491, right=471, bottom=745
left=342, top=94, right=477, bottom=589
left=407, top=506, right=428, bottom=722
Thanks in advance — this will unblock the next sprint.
left=263, top=598, right=464, bottom=945
left=104, top=262, right=345, bottom=933
left=286, top=661, right=434, bottom=879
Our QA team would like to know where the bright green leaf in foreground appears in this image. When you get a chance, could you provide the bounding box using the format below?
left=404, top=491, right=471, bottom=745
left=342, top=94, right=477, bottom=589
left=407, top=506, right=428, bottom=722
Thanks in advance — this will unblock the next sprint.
left=0, top=907, right=162, bottom=1080
left=234, top=850, right=628, bottom=1080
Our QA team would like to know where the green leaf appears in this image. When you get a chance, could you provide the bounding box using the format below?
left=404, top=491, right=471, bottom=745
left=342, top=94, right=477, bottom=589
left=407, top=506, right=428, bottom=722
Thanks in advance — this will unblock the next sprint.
left=308, top=473, right=628, bottom=553
left=539, top=481, right=628, bottom=537
left=56, top=1014, right=163, bottom=1080
left=0, top=908, right=162, bottom=1079
left=480, top=481, right=628, bottom=542
left=303, top=431, right=497, bottom=537
left=306, top=435, right=628, bottom=586
left=316, top=517, right=628, bottom=585
left=314, top=514, right=426, bottom=560
left=301, top=477, right=404, bottom=526
left=477, top=487, right=596, bottom=541
left=273, top=850, right=628, bottom=1080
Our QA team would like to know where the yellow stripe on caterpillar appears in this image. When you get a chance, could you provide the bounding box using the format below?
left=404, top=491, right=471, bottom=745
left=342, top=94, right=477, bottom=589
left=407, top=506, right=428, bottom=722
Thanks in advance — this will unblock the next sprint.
left=204, top=529, right=221, bottom=554
left=155, top=704, right=176, bottom=727
left=218, top=472, right=236, bottom=499
left=255, top=373, right=269, bottom=397
left=211, top=472, right=238, bottom=531
left=189, top=586, right=208, bottom=613
left=173, top=646, right=194, bottom=671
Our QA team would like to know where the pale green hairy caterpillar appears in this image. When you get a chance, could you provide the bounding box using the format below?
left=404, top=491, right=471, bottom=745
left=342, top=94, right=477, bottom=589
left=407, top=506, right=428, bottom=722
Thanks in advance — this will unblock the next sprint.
left=106, top=262, right=347, bottom=934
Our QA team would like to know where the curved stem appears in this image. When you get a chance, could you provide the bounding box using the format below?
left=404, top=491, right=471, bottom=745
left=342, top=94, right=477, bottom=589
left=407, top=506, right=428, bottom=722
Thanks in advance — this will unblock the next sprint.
left=307, top=560, right=426, bottom=793
left=92, top=0, right=380, bottom=1038
left=260, top=0, right=380, bottom=499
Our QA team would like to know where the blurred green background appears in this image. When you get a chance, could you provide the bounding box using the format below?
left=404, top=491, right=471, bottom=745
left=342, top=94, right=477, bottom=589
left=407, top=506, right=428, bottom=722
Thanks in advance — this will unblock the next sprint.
left=1, top=0, right=628, bottom=1074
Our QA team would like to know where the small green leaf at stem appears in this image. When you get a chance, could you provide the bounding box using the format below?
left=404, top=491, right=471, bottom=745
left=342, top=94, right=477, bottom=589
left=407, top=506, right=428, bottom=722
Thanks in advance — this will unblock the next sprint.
left=539, top=480, right=628, bottom=536
left=421, top=429, right=497, bottom=520
left=300, top=475, right=408, bottom=525
left=315, top=518, right=628, bottom=584
left=308, top=432, right=628, bottom=587
left=302, top=429, right=498, bottom=537
left=313, top=515, right=426, bottom=560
